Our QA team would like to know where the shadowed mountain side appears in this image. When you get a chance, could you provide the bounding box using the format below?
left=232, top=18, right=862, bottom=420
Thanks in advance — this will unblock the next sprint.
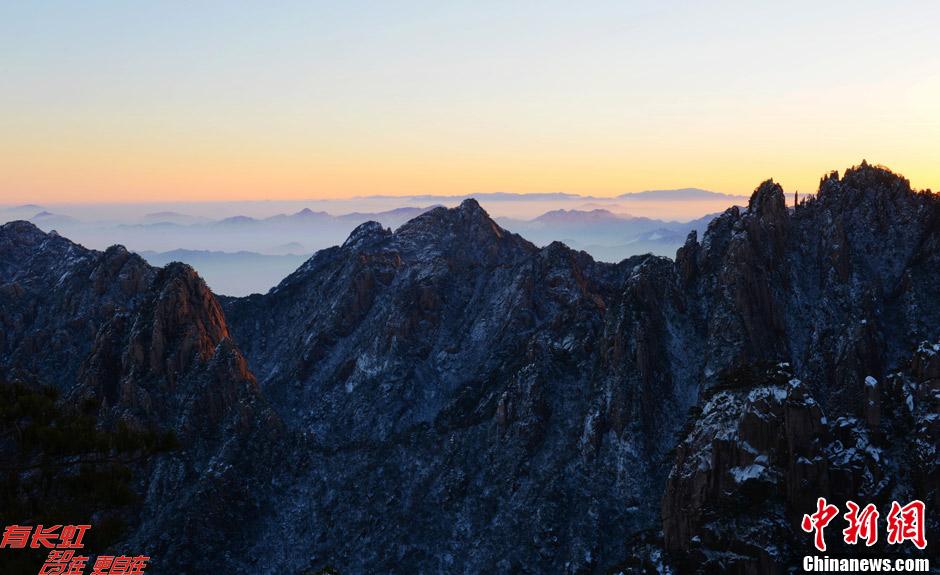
left=0, top=222, right=283, bottom=573
left=218, top=163, right=940, bottom=573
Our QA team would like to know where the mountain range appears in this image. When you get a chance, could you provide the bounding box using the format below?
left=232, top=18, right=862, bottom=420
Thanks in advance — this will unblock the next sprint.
left=357, top=189, right=747, bottom=203
left=8, top=203, right=724, bottom=296
left=496, top=209, right=715, bottom=262
left=0, top=163, right=937, bottom=574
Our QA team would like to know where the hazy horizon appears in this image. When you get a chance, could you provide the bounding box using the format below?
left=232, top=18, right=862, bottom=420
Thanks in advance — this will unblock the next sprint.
left=0, top=187, right=733, bottom=295
left=0, top=187, right=751, bottom=221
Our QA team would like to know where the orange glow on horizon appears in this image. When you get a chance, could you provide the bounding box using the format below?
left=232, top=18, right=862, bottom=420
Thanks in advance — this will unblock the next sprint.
left=2, top=3, right=938, bottom=205
left=2, top=145, right=937, bottom=205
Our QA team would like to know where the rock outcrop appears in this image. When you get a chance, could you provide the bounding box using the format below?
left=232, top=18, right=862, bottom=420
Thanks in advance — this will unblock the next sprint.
left=0, top=222, right=282, bottom=573
left=656, top=162, right=940, bottom=572
left=221, top=199, right=696, bottom=573
left=661, top=347, right=940, bottom=573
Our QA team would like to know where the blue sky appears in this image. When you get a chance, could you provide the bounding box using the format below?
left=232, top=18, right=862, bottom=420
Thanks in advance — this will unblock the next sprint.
left=2, top=1, right=938, bottom=201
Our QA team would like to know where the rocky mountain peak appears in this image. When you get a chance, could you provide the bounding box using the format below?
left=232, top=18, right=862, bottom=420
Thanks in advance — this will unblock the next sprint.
left=0, top=219, right=74, bottom=262
left=454, top=197, right=506, bottom=233
left=747, top=178, right=787, bottom=220
left=401, top=197, right=496, bottom=231
left=341, top=220, right=391, bottom=249
left=675, top=229, right=700, bottom=283
left=150, top=262, right=231, bottom=359
left=457, top=196, right=484, bottom=213
left=841, top=159, right=912, bottom=192
left=816, top=160, right=916, bottom=204
left=0, top=219, right=45, bottom=238
left=392, top=197, right=536, bottom=261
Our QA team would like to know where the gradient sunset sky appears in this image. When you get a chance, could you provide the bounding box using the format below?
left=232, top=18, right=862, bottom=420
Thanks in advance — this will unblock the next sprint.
left=2, top=1, right=938, bottom=203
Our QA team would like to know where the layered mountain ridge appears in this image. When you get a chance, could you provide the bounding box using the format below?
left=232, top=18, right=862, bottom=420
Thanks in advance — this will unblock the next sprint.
left=0, top=221, right=282, bottom=573
left=1, top=162, right=938, bottom=573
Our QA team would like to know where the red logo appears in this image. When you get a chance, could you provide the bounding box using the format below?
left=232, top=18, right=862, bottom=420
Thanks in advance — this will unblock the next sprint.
left=1, top=524, right=90, bottom=550
left=801, top=497, right=840, bottom=551
left=886, top=500, right=927, bottom=549
left=843, top=501, right=879, bottom=546
left=801, top=499, right=927, bottom=551
left=38, top=550, right=89, bottom=575
left=0, top=524, right=150, bottom=575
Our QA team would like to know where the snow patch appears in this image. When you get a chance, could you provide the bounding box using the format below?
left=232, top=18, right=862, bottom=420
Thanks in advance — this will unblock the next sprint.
left=730, top=463, right=768, bottom=484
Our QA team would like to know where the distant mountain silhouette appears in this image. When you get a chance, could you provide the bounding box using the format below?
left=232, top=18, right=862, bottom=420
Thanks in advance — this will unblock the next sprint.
left=498, top=209, right=714, bottom=259
left=617, top=187, right=748, bottom=200
left=360, top=192, right=584, bottom=201
left=531, top=208, right=628, bottom=223
left=29, top=210, right=77, bottom=227
left=143, top=211, right=210, bottom=224
left=1, top=203, right=45, bottom=213
left=358, top=190, right=747, bottom=202
left=138, top=249, right=310, bottom=296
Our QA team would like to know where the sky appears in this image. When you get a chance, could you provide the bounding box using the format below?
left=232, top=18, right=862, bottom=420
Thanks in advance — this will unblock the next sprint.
left=1, top=0, right=939, bottom=204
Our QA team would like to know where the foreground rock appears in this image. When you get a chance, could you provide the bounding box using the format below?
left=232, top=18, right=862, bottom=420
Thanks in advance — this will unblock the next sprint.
left=0, top=222, right=282, bottom=573
left=662, top=350, right=939, bottom=573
